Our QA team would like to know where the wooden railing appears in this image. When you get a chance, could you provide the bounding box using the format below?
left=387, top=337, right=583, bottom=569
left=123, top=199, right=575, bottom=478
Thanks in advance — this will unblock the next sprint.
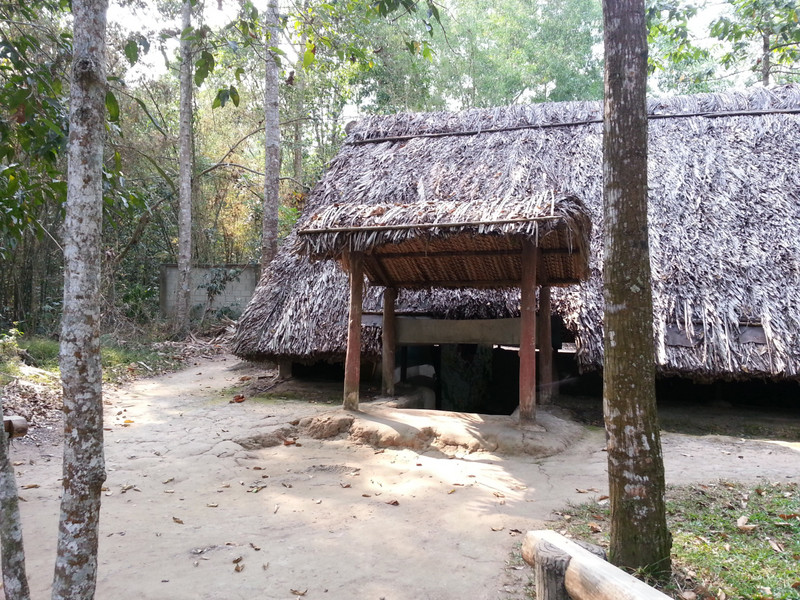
left=522, top=530, right=672, bottom=600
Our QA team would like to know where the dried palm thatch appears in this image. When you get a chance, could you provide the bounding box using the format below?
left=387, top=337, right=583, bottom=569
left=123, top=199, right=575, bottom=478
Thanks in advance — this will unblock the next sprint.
left=233, top=84, right=800, bottom=381
left=295, top=194, right=591, bottom=289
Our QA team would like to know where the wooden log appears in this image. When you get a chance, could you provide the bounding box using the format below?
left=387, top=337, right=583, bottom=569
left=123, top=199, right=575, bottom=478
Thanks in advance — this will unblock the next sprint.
left=343, top=251, right=364, bottom=410
left=537, top=284, right=555, bottom=404
left=3, top=416, right=28, bottom=439
left=522, top=530, right=672, bottom=600
left=381, top=287, right=397, bottom=396
left=518, top=240, right=538, bottom=422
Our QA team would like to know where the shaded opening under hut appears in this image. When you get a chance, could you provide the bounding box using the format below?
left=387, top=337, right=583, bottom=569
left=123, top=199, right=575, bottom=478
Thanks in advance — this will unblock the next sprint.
left=296, top=194, right=591, bottom=422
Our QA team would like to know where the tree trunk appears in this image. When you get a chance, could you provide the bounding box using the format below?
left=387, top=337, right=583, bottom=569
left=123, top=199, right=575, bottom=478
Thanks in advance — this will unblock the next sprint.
left=175, top=0, right=194, bottom=335
left=602, top=0, right=671, bottom=577
left=762, top=31, right=771, bottom=86
left=262, top=0, right=281, bottom=268
left=1, top=402, right=30, bottom=600
left=293, top=2, right=309, bottom=192
left=52, top=0, right=109, bottom=597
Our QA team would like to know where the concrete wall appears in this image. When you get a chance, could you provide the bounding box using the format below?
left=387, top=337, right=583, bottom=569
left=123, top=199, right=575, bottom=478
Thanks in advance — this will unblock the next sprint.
left=159, top=264, right=260, bottom=319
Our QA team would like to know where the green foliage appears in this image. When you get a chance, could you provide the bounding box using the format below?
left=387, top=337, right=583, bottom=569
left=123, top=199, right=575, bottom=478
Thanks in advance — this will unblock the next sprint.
left=17, top=335, right=59, bottom=370
left=710, top=0, right=800, bottom=83
left=647, top=0, right=800, bottom=90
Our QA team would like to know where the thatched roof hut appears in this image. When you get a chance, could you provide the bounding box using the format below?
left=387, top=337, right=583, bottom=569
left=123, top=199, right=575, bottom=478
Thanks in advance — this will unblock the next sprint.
left=233, top=84, right=800, bottom=382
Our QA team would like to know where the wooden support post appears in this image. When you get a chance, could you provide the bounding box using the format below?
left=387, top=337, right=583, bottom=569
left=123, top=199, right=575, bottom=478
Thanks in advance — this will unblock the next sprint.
left=278, top=360, right=292, bottom=379
left=522, top=530, right=671, bottom=600
left=343, top=251, right=364, bottom=410
left=519, top=240, right=538, bottom=422
left=381, top=287, right=397, bottom=396
left=537, top=284, right=554, bottom=404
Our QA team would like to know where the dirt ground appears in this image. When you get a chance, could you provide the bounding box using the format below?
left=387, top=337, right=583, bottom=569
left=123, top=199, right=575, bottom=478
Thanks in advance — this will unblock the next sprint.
left=5, top=354, right=800, bottom=600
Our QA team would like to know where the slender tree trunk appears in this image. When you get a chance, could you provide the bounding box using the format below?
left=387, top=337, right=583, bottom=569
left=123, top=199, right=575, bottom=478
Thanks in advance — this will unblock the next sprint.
left=262, top=0, right=281, bottom=268
left=292, top=1, right=309, bottom=191
left=52, top=0, right=108, bottom=597
left=762, top=32, right=771, bottom=86
left=1, top=402, right=30, bottom=600
left=175, top=0, right=194, bottom=334
left=602, top=0, right=671, bottom=577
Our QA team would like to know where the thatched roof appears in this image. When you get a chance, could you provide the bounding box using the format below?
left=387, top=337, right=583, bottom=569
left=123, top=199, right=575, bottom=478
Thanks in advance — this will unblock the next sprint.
left=296, top=194, right=591, bottom=288
left=233, top=84, right=800, bottom=381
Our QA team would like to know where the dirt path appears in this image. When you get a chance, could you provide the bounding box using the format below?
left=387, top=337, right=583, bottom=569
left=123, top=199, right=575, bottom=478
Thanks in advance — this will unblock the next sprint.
left=7, top=355, right=800, bottom=600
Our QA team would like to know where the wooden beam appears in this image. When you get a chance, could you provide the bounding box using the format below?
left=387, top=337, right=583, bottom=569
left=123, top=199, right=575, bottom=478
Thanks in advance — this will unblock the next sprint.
left=382, top=287, right=397, bottom=396
left=519, top=239, right=537, bottom=422
left=537, top=284, right=554, bottom=404
left=343, top=251, right=364, bottom=410
left=522, top=530, right=672, bottom=600
left=377, top=247, right=581, bottom=260
left=382, top=277, right=581, bottom=289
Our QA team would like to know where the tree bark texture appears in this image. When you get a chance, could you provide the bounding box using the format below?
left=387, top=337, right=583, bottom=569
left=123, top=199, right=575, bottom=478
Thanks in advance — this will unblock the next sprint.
left=52, top=0, right=109, bottom=597
left=262, top=0, right=281, bottom=268
left=602, top=0, right=671, bottom=576
left=1, top=402, right=30, bottom=600
left=175, top=0, right=194, bottom=334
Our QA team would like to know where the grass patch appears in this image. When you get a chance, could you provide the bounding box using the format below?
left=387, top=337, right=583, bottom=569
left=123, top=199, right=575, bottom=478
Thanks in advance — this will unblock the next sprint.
left=7, top=334, right=184, bottom=384
left=555, top=482, right=800, bottom=599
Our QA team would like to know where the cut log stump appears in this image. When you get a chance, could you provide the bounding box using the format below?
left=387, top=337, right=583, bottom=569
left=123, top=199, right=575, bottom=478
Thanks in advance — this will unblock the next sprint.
left=3, top=416, right=28, bottom=438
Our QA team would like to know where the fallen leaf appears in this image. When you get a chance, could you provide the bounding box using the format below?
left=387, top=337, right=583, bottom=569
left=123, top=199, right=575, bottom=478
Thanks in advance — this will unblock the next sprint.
left=290, top=589, right=307, bottom=596
left=283, top=439, right=296, bottom=446
left=491, top=526, right=504, bottom=532
left=206, top=503, right=219, bottom=508
left=340, top=483, right=351, bottom=488
left=589, top=522, right=602, bottom=533
left=679, top=592, right=697, bottom=600
left=232, top=556, right=243, bottom=564
left=21, top=484, right=39, bottom=490
left=779, top=513, right=799, bottom=520
left=362, top=494, right=371, bottom=498
left=736, top=515, right=757, bottom=532
left=509, top=529, right=522, bottom=536
left=234, top=563, right=244, bottom=573
left=124, top=419, right=134, bottom=424
left=230, top=394, right=246, bottom=404
left=250, top=543, right=261, bottom=551
left=448, top=489, right=456, bottom=494
left=768, top=539, right=785, bottom=553
left=162, top=477, right=174, bottom=484
left=493, top=492, right=505, bottom=498
left=597, top=495, right=609, bottom=501
left=172, top=517, right=184, bottom=525
left=385, top=499, right=399, bottom=506
left=576, top=488, right=588, bottom=493
left=791, top=582, right=800, bottom=589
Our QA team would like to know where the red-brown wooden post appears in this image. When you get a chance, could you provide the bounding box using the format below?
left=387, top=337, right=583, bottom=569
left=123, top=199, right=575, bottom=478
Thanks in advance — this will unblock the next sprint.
left=519, top=240, right=538, bottom=422
left=343, top=251, right=364, bottom=410
left=537, top=284, right=555, bottom=404
left=382, top=287, right=397, bottom=396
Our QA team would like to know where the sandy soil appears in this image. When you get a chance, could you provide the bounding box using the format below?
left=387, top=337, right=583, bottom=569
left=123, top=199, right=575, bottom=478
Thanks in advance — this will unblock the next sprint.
left=6, top=354, right=800, bottom=600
